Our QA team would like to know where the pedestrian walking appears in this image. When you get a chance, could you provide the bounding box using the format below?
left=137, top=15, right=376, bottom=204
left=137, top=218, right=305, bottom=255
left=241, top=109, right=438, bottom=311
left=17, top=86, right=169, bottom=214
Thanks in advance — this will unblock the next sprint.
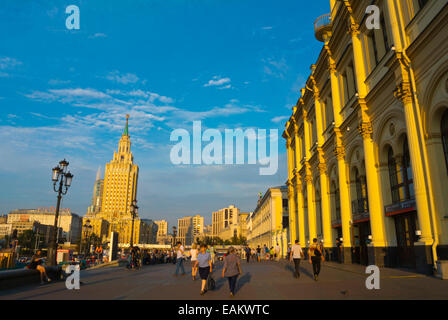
left=174, top=241, right=186, bottom=276
left=209, top=245, right=215, bottom=265
left=269, top=247, right=274, bottom=261
left=190, top=243, right=198, bottom=280
left=309, top=238, right=324, bottom=281
left=222, top=247, right=242, bottom=297
left=195, top=244, right=212, bottom=295
left=289, top=240, right=304, bottom=279
left=256, top=246, right=261, bottom=262
left=274, top=243, right=281, bottom=261
left=244, top=246, right=251, bottom=263
left=260, top=245, right=266, bottom=261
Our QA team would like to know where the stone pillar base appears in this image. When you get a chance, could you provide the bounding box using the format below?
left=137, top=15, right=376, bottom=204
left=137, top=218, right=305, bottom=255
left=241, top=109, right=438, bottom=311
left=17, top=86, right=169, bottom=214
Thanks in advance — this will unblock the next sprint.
left=326, top=247, right=338, bottom=262
left=343, top=247, right=353, bottom=264
left=367, top=245, right=386, bottom=267
left=414, top=242, right=434, bottom=275
left=436, top=245, right=448, bottom=260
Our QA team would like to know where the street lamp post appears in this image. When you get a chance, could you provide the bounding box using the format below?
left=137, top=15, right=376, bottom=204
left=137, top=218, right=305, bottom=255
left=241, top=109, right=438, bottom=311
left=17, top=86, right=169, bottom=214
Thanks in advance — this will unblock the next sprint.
left=48, top=159, right=73, bottom=266
left=83, top=219, right=92, bottom=256
left=130, top=200, right=138, bottom=247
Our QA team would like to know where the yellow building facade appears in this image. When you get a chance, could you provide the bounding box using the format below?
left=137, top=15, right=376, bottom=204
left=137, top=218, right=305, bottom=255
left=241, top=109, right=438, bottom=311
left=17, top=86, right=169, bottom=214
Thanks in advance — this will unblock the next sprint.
left=83, top=115, right=152, bottom=245
left=247, top=186, right=289, bottom=258
left=283, top=0, right=448, bottom=274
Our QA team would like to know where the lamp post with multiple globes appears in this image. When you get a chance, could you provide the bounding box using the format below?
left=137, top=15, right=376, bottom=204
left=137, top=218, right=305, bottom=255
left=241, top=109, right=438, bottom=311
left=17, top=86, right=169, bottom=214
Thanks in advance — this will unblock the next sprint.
left=48, top=159, right=73, bottom=266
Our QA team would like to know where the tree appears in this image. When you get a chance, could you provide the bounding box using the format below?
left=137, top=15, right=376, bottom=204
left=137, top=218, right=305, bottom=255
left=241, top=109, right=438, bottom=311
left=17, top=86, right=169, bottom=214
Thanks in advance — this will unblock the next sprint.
left=17, top=230, right=36, bottom=249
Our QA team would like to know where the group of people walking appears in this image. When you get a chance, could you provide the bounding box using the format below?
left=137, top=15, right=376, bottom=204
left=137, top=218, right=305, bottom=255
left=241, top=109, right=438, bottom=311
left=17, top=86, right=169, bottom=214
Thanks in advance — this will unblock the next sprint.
left=244, top=244, right=282, bottom=262
left=174, top=242, right=242, bottom=297
left=289, top=238, right=324, bottom=281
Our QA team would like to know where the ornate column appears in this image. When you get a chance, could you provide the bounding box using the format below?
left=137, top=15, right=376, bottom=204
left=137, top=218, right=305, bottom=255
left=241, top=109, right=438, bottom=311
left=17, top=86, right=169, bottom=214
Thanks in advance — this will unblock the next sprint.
left=358, top=118, right=388, bottom=266
left=311, top=72, right=334, bottom=249
left=296, top=178, right=306, bottom=247
left=334, top=128, right=353, bottom=263
left=344, top=6, right=389, bottom=265
left=318, top=150, right=333, bottom=249
left=394, top=82, right=433, bottom=245
left=287, top=180, right=297, bottom=244
left=305, top=164, right=317, bottom=242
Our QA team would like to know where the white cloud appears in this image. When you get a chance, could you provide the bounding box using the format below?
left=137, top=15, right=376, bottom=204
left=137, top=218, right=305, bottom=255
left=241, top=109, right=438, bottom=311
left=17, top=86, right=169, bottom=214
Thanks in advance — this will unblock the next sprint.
left=106, top=71, right=139, bottom=84
left=203, top=76, right=231, bottom=89
left=89, top=33, right=107, bottom=39
left=271, top=115, right=289, bottom=124
left=0, top=57, right=22, bottom=70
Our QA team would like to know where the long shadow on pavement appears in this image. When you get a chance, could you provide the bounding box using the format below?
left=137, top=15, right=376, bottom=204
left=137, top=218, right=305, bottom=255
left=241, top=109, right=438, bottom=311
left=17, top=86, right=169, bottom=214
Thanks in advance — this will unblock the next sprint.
left=235, top=272, right=251, bottom=294
left=282, top=262, right=314, bottom=279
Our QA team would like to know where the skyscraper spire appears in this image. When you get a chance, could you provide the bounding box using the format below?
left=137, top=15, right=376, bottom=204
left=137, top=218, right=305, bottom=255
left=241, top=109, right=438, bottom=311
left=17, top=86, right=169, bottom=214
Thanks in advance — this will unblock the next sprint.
left=96, top=166, right=101, bottom=181
left=123, top=114, right=130, bottom=136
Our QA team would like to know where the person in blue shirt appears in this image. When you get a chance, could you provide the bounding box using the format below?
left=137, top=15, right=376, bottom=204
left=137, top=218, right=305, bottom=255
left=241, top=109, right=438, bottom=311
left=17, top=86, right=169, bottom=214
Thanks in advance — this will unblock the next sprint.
left=194, top=243, right=212, bottom=295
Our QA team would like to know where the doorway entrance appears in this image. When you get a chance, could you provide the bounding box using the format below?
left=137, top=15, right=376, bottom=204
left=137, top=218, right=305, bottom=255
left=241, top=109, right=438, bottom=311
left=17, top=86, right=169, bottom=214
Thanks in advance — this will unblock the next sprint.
left=394, top=212, right=417, bottom=268
left=352, top=222, right=370, bottom=265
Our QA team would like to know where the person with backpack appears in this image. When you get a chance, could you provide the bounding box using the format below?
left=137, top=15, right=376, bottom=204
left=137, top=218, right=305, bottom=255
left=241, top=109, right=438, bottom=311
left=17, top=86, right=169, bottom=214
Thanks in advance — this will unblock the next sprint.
left=195, top=243, right=212, bottom=295
left=309, top=238, right=325, bottom=281
left=222, top=247, right=242, bottom=297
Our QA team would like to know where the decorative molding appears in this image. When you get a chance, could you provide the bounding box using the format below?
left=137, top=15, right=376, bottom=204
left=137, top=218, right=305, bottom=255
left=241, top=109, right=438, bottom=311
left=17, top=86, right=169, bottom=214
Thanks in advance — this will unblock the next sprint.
left=334, top=146, right=346, bottom=160
left=394, top=82, right=413, bottom=104
left=358, top=121, right=373, bottom=139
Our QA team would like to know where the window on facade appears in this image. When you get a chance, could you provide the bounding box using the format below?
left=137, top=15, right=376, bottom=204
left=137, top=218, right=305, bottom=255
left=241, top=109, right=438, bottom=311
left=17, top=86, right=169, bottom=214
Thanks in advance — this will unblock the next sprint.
left=402, top=138, right=415, bottom=200
left=325, top=95, right=334, bottom=129
left=388, top=140, right=415, bottom=204
left=380, top=14, right=390, bottom=51
left=291, top=138, right=297, bottom=170
left=301, top=134, right=306, bottom=160
left=367, top=31, right=379, bottom=68
left=342, top=63, right=356, bottom=105
left=311, top=117, right=317, bottom=146
left=442, top=110, right=448, bottom=173
left=334, top=183, right=341, bottom=221
left=354, top=168, right=369, bottom=213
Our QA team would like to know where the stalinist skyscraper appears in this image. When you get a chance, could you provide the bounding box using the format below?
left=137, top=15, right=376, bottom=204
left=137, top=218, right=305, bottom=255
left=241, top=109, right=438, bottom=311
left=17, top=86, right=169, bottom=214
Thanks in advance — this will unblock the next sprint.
left=101, top=114, right=139, bottom=220
left=83, top=115, right=152, bottom=245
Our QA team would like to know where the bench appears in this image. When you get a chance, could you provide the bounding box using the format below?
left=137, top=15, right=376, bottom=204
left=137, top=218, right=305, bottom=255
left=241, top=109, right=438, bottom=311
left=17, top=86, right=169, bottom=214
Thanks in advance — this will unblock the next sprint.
left=0, top=266, right=64, bottom=291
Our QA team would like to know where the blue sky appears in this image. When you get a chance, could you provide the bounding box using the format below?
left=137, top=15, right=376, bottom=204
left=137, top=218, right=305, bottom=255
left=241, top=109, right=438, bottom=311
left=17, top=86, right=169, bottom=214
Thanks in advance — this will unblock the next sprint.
left=0, top=0, right=329, bottom=228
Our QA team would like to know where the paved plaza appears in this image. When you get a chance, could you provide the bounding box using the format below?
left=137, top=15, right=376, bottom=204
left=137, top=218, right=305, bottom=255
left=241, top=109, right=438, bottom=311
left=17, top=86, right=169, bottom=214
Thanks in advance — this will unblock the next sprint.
left=1, top=260, right=448, bottom=300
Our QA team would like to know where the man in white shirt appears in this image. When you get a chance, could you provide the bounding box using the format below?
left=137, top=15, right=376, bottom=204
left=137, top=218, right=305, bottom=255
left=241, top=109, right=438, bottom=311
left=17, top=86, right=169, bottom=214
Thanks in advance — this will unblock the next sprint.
left=289, top=240, right=304, bottom=279
left=175, top=242, right=186, bottom=276
left=274, top=243, right=281, bottom=262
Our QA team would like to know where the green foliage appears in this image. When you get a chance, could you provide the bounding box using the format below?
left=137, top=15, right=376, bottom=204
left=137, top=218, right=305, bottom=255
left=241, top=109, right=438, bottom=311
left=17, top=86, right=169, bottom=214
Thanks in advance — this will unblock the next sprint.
left=17, top=230, right=36, bottom=249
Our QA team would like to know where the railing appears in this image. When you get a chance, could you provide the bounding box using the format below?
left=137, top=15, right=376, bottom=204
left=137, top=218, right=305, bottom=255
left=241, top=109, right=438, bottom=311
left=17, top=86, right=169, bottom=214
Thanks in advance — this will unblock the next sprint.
left=314, top=13, right=332, bottom=34
left=352, top=198, right=369, bottom=215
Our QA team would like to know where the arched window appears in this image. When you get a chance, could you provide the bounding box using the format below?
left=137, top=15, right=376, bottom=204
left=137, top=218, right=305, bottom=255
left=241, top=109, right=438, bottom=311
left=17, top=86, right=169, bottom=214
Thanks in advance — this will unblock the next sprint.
left=402, top=137, right=415, bottom=200
left=355, top=168, right=369, bottom=212
left=333, top=182, right=341, bottom=221
left=315, top=188, right=323, bottom=237
left=388, top=139, right=415, bottom=204
left=442, top=110, right=448, bottom=173
left=388, top=147, right=400, bottom=203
